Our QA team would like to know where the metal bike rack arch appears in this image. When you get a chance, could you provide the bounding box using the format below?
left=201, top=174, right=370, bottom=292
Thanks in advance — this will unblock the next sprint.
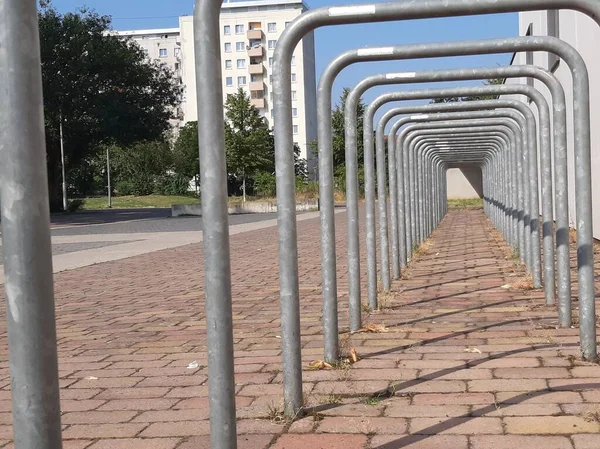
left=416, top=137, right=512, bottom=244
left=400, top=118, right=526, bottom=258
left=400, top=123, right=524, bottom=257
left=375, top=99, right=540, bottom=275
left=316, top=35, right=576, bottom=363
left=372, top=91, right=559, bottom=301
left=349, top=78, right=543, bottom=312
left=356, top=64, right=568, bottom=308
left=379, top=105, right=529, bottom=262
left=275, top=8, right=599, bottom=417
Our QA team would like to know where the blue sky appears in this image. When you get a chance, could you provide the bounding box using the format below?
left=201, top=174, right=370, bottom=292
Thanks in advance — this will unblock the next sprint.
left=49, top=0, right=519, bottom=126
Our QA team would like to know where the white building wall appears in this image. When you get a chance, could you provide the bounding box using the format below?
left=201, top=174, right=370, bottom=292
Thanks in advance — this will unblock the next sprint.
left=178, top=0, right=317, bottom=174
left=116, top=28, right=184, bottom=135
left=118, top=0, right=317, bottom=174
left=505, top=10, right=600, bottom=239
left=446, top=168, right=482, bottom=199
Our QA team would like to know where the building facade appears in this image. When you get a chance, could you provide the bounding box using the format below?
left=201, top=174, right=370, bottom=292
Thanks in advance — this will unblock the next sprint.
left=504, top=10, right=600, bottom=239
left=117, top=0, right=317, bottom=176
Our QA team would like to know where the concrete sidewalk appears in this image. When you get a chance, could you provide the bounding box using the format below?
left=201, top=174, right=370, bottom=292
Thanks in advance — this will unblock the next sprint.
left=0, top=208, right=598, bottom=448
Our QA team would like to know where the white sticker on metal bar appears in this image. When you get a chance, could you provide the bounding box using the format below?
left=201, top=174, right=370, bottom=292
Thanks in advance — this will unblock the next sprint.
left=386, top=72, right=416, bottom=79
left=411, top=115, right=430, bottom=120
left=357, top=47, right=394, bottom=56
left=329, top=5, right=376, bottom=16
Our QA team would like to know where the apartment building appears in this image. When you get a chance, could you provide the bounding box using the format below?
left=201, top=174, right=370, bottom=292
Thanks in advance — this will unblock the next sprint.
left=504, top=10, right=600, bottom=239
left=115, top=28, right=185, bottom=128
left=117, top=0, right=318, bottom=176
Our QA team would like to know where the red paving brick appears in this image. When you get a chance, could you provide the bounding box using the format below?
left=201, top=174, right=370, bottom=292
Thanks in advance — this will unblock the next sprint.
left=1, top=208, right=600, bottom=447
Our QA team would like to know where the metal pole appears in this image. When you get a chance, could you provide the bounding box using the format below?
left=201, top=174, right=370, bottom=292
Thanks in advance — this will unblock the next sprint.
left=356, top=67, right=558, bottom=306
left=107, top=147, right=112, bottom=209
left=194, top=1, right=238, bottom=446
left=316, top=34, right=579, bottom=342
left=0, top=0, right=63, bottom=447
left=355, top=80, right=542, bottom=311
left=280, top=6, right=599, bottom=370
left=59, top=113, right=68, bottom=212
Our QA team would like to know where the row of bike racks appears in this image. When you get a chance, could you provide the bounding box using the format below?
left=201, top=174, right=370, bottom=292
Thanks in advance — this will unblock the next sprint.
left=0, top=0, right=598, bottom=447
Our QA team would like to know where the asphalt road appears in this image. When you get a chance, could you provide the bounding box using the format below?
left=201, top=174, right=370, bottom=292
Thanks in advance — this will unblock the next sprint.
left=49, top=210, right=279, bottom=236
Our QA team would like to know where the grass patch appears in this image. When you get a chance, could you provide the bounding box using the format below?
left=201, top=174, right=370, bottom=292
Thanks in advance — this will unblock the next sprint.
left=447, top=198, right=483, bottom=209
left=81, top=195, right=200, bottom=210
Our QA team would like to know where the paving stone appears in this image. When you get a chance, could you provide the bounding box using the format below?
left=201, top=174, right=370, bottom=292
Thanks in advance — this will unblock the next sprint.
left=470, top=435, right=573, bottom=449
left=317, top=416, right=407, bottom=434
left=371, top=435, right=468, bottom=449
left=271, top=434, right=367, bottom=449
left=0, top=207, right=595, bottom=447
left=409, top=417, right=503, bottom=434
left=504, top=416, right=600, bottom=434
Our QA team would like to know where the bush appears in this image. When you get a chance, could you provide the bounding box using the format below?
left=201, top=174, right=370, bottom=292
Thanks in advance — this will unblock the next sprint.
left=67, top=198, right=84, bottom=213
left=156, top=173, right=191, bottom=196
left=296, top=177, right=319, bottom=199
left=334, top=164, right=365, bottom=197
left=253, top=172, right=277, bottom=198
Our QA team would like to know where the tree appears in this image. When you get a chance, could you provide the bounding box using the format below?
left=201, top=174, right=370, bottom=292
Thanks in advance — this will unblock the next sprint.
left=173, top=121, right=200, bottom=194
left=39, top=1, right=182, bottom=210
left=332, top=88, right=366, bottom=168
left=224, top=88, right=275, bottom=201
left=430, top=78, right=505, bottom=104
left=110, top=140, right=173, bottom=196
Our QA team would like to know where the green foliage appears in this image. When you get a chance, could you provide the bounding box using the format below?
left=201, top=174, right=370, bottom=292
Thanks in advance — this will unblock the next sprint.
left=110, top=141, right=173, bottom=196
left=39, top=1, right=182, bottom=209
left=332, top=88, right=366, bottom=168
left=67, top=198, right=85, bottom=213
left=173, top=121, right=199, bottom=183
left=333, top=164, right=365, bottom=197
left=253, top=172, right=277, bottom=198
left=430, top=78, right=505, bottom=104
left=155, top=173, right=191, bottom=196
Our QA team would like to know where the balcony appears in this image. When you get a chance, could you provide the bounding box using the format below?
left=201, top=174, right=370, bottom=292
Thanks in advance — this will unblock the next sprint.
left=249, top=81, right=265, bottom=92
left=248, top=63, right=264, bottom=75
left=247, top=29, right=263, bottom=40
left=247, top=45, right=263, bottom=58
left=251, top=98, right=265, bottom=109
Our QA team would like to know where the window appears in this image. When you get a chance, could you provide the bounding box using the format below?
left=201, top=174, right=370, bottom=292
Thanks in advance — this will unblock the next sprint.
left=236, top=42, right=245, bottom=52
left=285, top=21, right=291, bottom=28
left=292, top=108, right=298, bottom=117
left=268, top=22, right=277, bottom=33
left=547, top=11, right=560, bottom=71
left=224, top=42, right=232, bottom=53
left=238, top=76, right=247, bottom=86
left=293, top=125, right=299, bottom=135
left=269, top=75, right=273, bottom=83
left=225, top=60, right=232, bottom=70
left=251, top=74, right=259, bottom=82
left=269, top=57, right=273, bottom=67
left=235, top=24, right=244, bottom=34
left=291, top=90, right=297, bottom=101
left=237, top=59, right=246, bottom=69
left=291, top=73, right=297, bottom=83
left=270, top=92, right=273, bottom=101
left=224, top=25, right=231, bottom=35
left=142, top=48, right=149, bottom=57
left=159, top=48, right=168, bottom=57
left=268, top=40, right=277, bottom=50
left=291, top=56, right=296, bottom=66
left=174, top=62, right=180, bottom=70
left=226, top=77, right=233, bottom=87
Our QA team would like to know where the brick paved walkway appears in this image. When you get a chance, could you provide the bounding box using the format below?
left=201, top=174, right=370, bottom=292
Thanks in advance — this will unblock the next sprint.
left=0, top=208, right=599, bottom=448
